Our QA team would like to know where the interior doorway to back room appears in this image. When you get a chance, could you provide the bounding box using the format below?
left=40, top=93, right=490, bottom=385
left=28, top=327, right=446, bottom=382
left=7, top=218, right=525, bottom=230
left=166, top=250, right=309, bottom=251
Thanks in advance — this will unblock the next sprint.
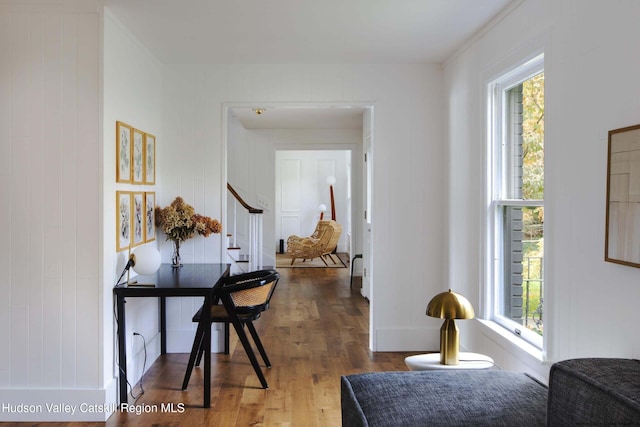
left=223, top=103, right=373, bottom=346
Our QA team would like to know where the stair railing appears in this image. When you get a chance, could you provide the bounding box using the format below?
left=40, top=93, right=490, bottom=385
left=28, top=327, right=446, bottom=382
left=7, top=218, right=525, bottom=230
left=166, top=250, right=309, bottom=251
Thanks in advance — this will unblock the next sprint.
left=227, top=183, right=264, bottom=271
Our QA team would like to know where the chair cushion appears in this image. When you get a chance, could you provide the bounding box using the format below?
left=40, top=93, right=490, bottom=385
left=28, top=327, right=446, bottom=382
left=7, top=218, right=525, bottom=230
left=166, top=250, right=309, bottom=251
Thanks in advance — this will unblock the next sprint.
left=191, top=304, right=228, bottom=322
left=191, top=304, right=261, bottom=322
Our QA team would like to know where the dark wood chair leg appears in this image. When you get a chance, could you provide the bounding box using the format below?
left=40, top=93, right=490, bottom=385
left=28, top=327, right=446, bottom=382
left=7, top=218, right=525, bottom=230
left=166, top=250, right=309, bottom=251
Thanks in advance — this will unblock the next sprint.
left=224, top=321, right=230, bottom=354
left=195, top=340, right=205, bottom=367
left=230, top=317, right=268, bottom=389
left=246, top=321, right=270, bottom=367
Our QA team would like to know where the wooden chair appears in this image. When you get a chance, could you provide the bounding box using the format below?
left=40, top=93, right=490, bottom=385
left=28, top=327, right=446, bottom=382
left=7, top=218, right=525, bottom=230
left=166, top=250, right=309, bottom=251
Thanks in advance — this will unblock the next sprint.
left=321, top=221, right=342, bottom=264
left=182, top=269, right=280, bottom=390
left=286, top=220, right=339, bottom=265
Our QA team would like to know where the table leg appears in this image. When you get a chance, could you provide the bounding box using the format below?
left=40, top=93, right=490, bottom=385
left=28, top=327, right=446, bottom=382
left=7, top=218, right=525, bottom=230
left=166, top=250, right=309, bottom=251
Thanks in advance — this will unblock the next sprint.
left=203, top=294, right=212, bottom=408
left=116, top=294, right=127, bottom=405
left=160, top=297, right=166, bottom=354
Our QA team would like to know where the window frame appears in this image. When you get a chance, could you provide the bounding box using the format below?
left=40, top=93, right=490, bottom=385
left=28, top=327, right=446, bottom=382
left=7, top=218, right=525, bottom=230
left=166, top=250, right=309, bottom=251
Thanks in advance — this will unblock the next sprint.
left=486, top=53, right=545, bottom=349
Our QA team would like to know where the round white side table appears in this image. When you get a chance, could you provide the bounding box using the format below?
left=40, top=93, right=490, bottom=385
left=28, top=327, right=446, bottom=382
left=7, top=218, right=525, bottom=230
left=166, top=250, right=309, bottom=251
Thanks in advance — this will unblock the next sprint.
left=405, top=352, right=494, bottom=371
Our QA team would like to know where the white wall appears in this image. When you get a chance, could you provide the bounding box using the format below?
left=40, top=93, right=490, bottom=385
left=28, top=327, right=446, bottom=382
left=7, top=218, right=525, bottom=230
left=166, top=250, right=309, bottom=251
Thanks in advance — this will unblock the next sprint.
left=158, top=69, right=229, bottom=354
left=445, top=0, right=640, bottom=382
left=103, top=9, right=164, bottom=396
left=276, top=150, right=351, bottom=254
left=162, top=64, right=446, bottom=352
left=104, top=10, right=223, bottom=360
left=0, top=0, right=106, bottom=421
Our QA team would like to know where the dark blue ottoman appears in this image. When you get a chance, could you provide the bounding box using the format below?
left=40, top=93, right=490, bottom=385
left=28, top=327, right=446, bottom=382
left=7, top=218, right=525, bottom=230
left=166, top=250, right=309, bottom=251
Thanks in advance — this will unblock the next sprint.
left=341, top=370, right=547, bottom=426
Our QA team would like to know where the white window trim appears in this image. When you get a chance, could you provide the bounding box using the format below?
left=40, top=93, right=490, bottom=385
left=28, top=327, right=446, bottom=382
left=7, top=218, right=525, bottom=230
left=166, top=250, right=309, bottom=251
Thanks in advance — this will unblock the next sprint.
left=485, top=53, right=545, bottom=352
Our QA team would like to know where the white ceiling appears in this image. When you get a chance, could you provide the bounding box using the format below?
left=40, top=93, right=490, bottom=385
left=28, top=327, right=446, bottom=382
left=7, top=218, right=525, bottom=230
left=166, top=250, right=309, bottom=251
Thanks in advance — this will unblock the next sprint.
left=105, top=0, right=514, bottom=129
left=105, top=0, right=514, bottom=65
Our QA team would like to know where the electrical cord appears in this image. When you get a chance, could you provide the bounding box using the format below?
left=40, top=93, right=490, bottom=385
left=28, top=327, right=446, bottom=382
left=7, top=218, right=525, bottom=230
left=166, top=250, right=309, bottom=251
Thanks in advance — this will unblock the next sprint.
left=112, top=299, right=135, bottom=399
left=112, top=295, right=147, bottom=402
left=131, top=332, right=147, bottom=401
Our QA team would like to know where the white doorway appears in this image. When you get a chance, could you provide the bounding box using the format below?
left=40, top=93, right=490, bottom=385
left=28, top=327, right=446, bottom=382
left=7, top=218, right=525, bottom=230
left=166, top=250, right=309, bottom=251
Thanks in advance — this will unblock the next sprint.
left=222, top=102, right=374, bottom=342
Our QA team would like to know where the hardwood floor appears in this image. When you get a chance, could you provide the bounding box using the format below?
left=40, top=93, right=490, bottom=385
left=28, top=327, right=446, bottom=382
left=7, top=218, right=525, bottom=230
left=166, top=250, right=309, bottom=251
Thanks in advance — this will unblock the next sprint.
left=6, top=267, right=414, bottom=426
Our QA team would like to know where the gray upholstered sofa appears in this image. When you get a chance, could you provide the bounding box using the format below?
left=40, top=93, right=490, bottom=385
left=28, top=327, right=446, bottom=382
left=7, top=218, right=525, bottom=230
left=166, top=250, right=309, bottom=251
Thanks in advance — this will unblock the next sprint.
left=341, top=358, right=640, bottom=426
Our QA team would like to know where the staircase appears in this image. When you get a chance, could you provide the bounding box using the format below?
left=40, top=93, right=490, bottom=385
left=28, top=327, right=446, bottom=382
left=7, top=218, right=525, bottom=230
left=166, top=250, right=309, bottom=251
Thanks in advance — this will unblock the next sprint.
left=226, top=183, right=264, bottom=274
left=225, top=236, right=250, bottom=274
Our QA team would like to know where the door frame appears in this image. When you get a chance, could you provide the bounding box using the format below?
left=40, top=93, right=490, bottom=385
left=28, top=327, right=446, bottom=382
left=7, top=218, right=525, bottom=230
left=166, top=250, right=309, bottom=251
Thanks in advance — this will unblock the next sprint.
left=221, top=101, right=375, bottom=348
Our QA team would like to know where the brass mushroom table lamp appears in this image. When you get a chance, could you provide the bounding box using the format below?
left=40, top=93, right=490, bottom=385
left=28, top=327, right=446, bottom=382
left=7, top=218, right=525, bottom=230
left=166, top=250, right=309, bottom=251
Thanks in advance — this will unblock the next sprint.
left=426, top=289, right=475, bottom=365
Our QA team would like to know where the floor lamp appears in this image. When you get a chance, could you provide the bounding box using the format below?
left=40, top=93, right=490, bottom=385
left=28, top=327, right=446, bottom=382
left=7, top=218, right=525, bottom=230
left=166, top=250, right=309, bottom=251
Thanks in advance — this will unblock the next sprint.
left=319, top=204, right=327, bottom=220
left=327, top=176, right=336, bottom=221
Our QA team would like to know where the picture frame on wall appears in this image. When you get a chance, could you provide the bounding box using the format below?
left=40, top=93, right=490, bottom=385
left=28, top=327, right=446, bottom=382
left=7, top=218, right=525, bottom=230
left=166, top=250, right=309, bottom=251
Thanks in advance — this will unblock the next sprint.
left=132, top=192, right=145, bottom=247
left=144, top=191, right=156, bottom=242
left=116, top=121, right=133, bottom=183
left=605, top=123, right=640, bottom=268
left=144, top=133, right=156, bottom=185
left=116, top=191, right=132, bottom=252
left=132, top=128, right=145, bottom=185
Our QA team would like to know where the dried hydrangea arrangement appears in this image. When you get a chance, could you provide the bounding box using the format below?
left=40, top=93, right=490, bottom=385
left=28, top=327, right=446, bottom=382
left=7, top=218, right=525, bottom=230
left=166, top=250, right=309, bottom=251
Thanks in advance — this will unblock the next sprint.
left=155, top=196, right=222, bottom=266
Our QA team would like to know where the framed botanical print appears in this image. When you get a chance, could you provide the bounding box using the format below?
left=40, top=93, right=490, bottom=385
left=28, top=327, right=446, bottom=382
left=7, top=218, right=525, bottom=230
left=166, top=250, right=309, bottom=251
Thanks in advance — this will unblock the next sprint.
left=144, top=191, right=156, bottom=242
left=144, top=133, right=156, bottom=185
left=132, top=128, right=145, bottom=185
left=116, top=121, right=133, bottom=183
left=132, top=192, right=145, bottom=247
left=116, top=191, right=132, bottom=251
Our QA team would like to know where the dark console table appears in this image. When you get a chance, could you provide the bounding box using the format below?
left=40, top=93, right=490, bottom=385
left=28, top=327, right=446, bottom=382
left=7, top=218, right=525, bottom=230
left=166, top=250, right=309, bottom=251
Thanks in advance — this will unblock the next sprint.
left=114, top=263, right=230, bottom=408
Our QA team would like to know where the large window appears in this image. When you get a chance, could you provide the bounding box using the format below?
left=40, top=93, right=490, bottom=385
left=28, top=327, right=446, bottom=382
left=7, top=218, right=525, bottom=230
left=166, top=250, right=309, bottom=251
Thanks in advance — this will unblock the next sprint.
left=488, top=54, right=544, bottom=348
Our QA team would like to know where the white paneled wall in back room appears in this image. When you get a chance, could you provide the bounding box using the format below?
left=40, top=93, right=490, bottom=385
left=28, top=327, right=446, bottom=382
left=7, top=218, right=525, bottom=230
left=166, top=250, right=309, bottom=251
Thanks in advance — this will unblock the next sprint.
left=276, top=150, right=351, bottom=255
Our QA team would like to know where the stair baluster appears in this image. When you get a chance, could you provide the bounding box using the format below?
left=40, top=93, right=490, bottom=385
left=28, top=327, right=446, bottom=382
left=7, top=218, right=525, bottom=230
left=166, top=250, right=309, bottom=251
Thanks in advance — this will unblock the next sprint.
left=227, top=183, right=264, bottom=273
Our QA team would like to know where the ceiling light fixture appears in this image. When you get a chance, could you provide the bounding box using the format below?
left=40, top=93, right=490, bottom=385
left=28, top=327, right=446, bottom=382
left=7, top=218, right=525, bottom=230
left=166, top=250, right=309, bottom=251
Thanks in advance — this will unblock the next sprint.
left=253, top=108, right=266, bottom=115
